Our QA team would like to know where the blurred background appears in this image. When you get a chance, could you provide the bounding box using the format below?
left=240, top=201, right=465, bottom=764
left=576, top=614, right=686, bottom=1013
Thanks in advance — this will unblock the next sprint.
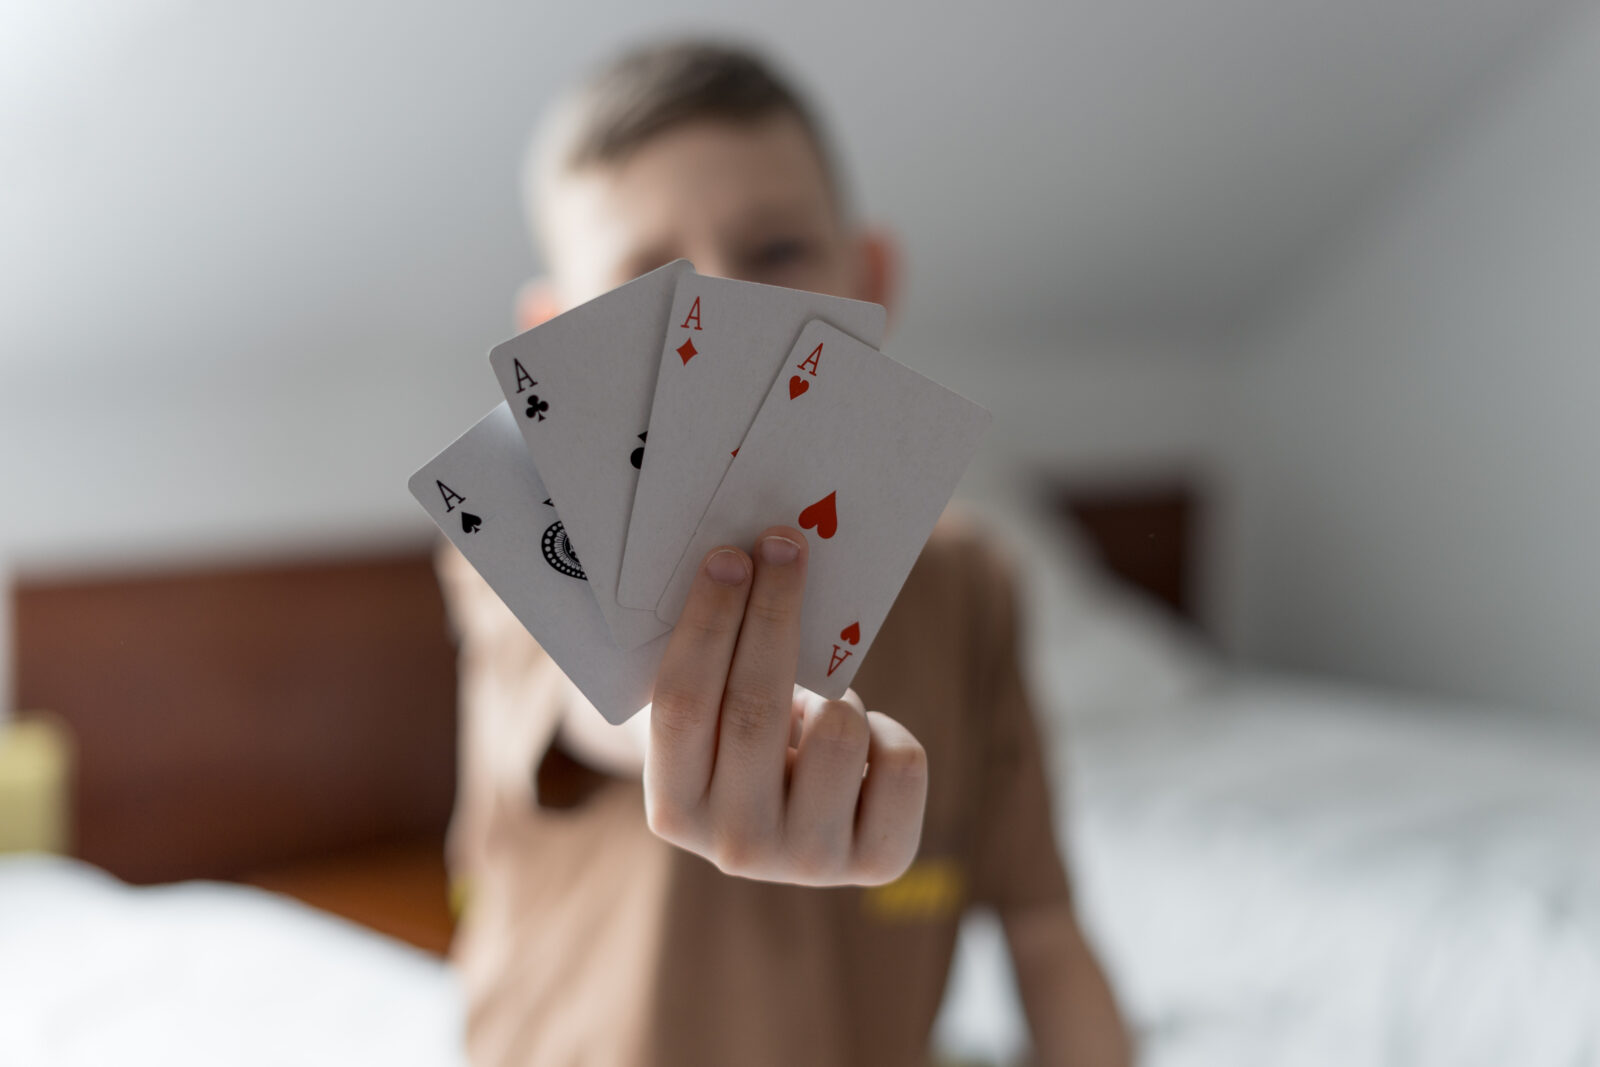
left=3, top=1, right=1598, bottom=1065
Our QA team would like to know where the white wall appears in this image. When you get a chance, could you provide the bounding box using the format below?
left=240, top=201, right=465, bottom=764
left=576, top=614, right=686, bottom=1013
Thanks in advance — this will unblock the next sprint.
left=0, top=331, right=507, bottom=718
left=898, top=323, right=1229, bottom=487
left=6, top=3, right=1581, bottom=725
left=0, top=317, right=1221, bottom=716
left=1221, top=1, right=1600, bottom=720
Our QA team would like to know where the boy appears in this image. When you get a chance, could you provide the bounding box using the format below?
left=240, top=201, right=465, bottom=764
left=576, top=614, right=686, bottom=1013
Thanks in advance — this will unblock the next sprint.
left=439, top=40, right=1130, bottom=1067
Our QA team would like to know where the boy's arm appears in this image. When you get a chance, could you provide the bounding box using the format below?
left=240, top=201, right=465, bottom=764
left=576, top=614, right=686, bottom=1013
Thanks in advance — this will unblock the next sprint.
left=553, top=693, right=649, bottom=777
left=438, top=537, right=650, bottom=821
left=1005, top=902, right=1133, bottom=1067
left=966, top=539, right=1131, bottom=1064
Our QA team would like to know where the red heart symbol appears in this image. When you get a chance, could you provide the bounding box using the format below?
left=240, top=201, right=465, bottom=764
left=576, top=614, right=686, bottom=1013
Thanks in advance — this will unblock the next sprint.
left=788, top=375, right=809, bottom=399
left=797, top=491, right=838, bottom=539
left=840, top=621, right=860, bottom=645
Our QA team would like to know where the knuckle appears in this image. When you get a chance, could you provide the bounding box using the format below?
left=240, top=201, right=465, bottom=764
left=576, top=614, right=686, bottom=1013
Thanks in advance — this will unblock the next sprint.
left=812, top=701, right=871, bottom=749
left=854, top=847, right=916, bottom=887
left=650, top=713, right=697, bottom=757
left=644, top=797, right=689, bottom=843
left=650, top=682, right=715, bottom=732
left=649, top=678, right=696, bottom=712
left=711, top=825, right=770, bottom=876
left=676, top=604, right=740, bottom=645
left=742, top=592, right=795, bottom=628
left=719, top=683, right=779, bottom=738
left=851, top=826, right=920, bottom=885
left=874, top=737, right=929, bottom=781
left=784, top=830, right=848, bottom=883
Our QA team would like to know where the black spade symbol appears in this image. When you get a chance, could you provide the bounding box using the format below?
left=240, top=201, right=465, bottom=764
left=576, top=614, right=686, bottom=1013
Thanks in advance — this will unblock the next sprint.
left=461, top=511, right=483, bottom=534
left=630, top=431, right=647, bottom=470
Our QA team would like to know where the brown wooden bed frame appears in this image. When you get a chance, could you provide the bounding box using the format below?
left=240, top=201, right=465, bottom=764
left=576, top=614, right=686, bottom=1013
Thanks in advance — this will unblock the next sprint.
left=12, top=548, right=460, bottom=951
left=10, top=481, right=1199, bottom=955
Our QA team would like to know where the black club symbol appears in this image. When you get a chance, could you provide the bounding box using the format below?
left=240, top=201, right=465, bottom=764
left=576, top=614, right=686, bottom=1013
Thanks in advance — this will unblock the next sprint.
left=524, top=394, right=549, bottom=421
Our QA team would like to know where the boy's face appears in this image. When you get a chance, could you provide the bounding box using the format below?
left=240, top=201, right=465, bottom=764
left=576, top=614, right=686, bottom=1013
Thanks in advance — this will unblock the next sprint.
left=537, top=113, right=886, bottom=314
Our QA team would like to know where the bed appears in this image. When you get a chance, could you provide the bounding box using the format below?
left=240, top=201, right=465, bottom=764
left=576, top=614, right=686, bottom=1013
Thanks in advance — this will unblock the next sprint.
left=1060, top=676, right=1600, bottom=1067
left=4, top=549, right=466, bottom=1062
left=0, top=852, right=465, bottom=1067
left=6, top=486, right=1599, bottom=1066
left=936, top=490, right=1600, bottom=1067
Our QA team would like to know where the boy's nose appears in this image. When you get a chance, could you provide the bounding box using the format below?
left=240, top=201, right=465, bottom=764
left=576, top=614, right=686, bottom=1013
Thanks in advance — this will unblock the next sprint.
left=680, top=245, right=743, bottom=285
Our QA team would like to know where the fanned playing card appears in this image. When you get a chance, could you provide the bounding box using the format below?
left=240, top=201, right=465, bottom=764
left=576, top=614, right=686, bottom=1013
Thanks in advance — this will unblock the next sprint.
left=616, top=274, right=886, bottom=611
left=407, top=403, right=664, bottom=723
left=487, top=259, right=692, bottom=651
left=655, top=320, right=989, bottom=698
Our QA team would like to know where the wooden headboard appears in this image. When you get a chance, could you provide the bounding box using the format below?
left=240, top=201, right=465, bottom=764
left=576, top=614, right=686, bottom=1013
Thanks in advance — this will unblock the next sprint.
left=9, top=479, right=1201, bottom=890
left=12, top=548, right=458, bottom=885
left=1051, top=477, right=1205, bottom=629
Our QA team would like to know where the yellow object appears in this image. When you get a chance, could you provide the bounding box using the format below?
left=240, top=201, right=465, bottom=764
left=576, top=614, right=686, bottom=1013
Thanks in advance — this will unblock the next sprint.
left=861, top=858, right=966, bottom=922
left=0, top=713, right=72, bottom=854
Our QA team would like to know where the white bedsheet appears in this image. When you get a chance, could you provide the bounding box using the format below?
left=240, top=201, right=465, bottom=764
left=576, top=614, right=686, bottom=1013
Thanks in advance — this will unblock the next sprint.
left=1062, top=676, right=1600, bottom=1067
left=6, top=684, right=1596, bottom=1067
left=931, top=499, right=1600, bottom=1066
left=0, top=855, right=465, bottom=1067
left=938, top=671, right=1600, bottom=1067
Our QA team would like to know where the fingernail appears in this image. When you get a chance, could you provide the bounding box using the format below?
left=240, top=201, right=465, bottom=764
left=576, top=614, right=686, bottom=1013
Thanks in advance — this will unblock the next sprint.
left=759, top=535, right=801, bottom=565
left=705, top=548, right=749, bottom=586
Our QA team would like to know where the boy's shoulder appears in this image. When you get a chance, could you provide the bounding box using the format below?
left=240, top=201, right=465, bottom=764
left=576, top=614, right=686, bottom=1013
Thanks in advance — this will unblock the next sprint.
left=903, top=508, right=1024, bottom=627
left=919, top=507, right=1020, bottom=581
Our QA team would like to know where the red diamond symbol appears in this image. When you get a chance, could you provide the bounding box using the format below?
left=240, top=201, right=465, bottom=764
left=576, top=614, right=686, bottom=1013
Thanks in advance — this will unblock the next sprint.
left=676, top=338, right=697, bottom=365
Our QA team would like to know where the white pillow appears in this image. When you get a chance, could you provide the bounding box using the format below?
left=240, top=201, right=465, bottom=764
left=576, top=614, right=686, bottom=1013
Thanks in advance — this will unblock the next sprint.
left=957, top=488, right=1216, bottom=725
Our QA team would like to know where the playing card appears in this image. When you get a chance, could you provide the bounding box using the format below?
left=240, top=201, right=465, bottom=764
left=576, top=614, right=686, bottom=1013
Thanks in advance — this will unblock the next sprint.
left=655, top=320, right=989, bottom=698
left=616, top=273, right=886, bottom=611
left=407, top=403, right=665, bottom=723
left=488, top=259, right=693, bottom=651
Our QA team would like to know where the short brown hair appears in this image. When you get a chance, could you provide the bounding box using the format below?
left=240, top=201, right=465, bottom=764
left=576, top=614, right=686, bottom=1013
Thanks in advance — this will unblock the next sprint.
left=527, top=41, right=844, bottom=229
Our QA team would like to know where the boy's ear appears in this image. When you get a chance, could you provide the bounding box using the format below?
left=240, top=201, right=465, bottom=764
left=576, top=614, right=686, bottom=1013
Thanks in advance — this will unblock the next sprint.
left=515, top=277, right=563, bottom=330
left=856, top=227, right=899, bottom=330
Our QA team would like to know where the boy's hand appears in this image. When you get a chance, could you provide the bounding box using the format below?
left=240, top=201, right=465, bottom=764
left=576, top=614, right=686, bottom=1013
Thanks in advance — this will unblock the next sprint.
left=643, top=526, right=928, bottom=886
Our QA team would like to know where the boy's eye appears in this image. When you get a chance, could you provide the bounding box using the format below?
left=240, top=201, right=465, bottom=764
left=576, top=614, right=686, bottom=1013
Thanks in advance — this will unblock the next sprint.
left=746, top=238, right=808, bottom=272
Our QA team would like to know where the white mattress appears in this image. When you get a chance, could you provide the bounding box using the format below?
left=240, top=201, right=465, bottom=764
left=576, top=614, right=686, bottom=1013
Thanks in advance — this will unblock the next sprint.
left=0, top=855, right=465, bottom=1067
left=6, top=689, right=1596, bottom=1067
left=933, top=499, right=1600, bottom=1066
left=1065, top=675, right=1600, bottom=1067
left=937, top=670, right=1600, bottom=1067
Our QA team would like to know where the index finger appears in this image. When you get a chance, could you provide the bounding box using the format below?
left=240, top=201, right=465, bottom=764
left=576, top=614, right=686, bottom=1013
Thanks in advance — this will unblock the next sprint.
left=707, top=527, right=808, bottom=812
left=645, top=545, right=752, bottom=817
